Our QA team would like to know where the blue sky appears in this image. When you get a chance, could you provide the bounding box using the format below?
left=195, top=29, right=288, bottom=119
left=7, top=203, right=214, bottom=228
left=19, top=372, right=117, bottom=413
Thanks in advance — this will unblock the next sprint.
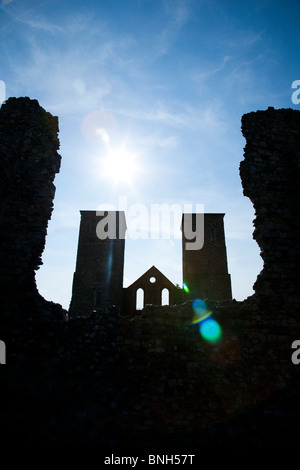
left=1, top=0, right=299, bottom=309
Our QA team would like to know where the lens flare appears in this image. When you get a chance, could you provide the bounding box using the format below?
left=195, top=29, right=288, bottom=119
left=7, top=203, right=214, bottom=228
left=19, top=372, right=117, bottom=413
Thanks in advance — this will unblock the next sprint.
left=191, top=298, right=222, bottom=343
left=199, top=318, right=222, bottom=343
left=81, top=110, right=117, bottom=143
left=191, top=298, right=212, bottom=324
left=183, top=282, right=189, bottom=293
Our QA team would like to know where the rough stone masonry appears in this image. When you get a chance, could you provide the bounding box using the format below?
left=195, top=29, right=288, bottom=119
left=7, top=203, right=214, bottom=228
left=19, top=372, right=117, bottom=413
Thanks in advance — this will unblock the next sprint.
left=240, top=106, right=300, bottom=310
left=0, top=97, right=66, bottom=320
left=0, top=98, right=300, bottom=450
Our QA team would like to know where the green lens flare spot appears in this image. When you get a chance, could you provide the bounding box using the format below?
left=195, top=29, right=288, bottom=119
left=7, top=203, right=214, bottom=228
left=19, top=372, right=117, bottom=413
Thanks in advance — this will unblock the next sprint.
left=183, top=282, right=189, bottom=293
left=199, top=318, right=222, bottom=343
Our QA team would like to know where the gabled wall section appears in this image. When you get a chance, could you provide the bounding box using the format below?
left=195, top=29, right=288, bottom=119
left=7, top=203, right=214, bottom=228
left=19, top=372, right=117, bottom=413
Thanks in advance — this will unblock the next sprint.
left=123, top=265, right=179, bottom=315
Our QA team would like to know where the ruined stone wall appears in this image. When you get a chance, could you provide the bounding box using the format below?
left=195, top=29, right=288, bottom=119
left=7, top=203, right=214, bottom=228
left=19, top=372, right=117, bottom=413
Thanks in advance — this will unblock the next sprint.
left=1, top=102, right=300, bottom=451
left=240, top=107, right=300, bottom=311
left=0, top=97, right=64, bottom=318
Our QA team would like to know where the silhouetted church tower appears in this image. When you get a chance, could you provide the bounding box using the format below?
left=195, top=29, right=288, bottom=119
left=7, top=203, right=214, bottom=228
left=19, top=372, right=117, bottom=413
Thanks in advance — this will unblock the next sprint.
left=69, top=210, right=126, bottom=317
left=181, top=213, right=232, bottom=301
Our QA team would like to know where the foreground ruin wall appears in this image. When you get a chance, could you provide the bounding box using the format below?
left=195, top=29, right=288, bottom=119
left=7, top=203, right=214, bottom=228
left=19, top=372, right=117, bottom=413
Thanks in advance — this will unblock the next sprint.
left=0, top=97, right=66, bottom=320
left=1, top=99, right=300, bottom=450
left=240, top=106, right=300, bottom=310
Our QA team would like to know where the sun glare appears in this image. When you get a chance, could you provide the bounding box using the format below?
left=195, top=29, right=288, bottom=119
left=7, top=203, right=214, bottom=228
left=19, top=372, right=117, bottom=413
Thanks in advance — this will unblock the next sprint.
left=102, top=145, right=139, bottom=185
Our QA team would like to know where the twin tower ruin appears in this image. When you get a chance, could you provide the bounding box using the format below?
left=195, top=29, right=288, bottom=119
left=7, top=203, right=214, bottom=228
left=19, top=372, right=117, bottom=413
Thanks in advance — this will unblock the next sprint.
left=69, top=211, right=232, bottom=317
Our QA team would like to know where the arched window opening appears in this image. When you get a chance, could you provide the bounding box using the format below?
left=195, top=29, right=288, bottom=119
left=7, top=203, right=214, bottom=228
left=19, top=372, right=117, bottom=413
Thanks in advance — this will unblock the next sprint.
left=136, top=288, right=144, bottom=310
left=161, top=288, right=169, bottom=306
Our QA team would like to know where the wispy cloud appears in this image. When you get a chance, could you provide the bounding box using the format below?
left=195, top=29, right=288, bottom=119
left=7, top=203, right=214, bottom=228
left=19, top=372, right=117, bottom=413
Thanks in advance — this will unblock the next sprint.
left=137, top=132, right=179, bottom=149
left=15, top=13, right=65, bottom=34
left=117, top=99, right=228, bottom=133
left=151, top=0, right=190, bottom=58
left=223, top=51, right=276, bottom=106
left=191, top=55, right=231, bottom=90
left=225, top=30, right=264, bottom=49
left=4, top=13, right=127, bottom=114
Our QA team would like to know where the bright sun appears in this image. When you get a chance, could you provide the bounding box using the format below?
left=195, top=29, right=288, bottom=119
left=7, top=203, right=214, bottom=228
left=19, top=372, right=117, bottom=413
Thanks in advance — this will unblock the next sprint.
left=102, top=145, right=139, bottom=185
